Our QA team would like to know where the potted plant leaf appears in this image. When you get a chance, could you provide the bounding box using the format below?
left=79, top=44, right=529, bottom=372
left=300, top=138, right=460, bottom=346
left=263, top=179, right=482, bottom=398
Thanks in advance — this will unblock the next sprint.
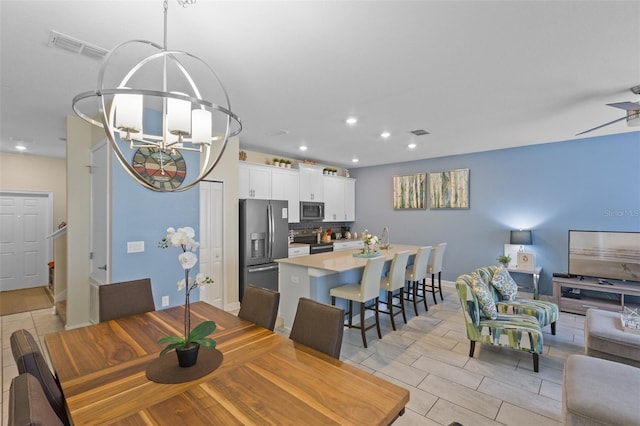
left=497, top=254, right=511, bottom=268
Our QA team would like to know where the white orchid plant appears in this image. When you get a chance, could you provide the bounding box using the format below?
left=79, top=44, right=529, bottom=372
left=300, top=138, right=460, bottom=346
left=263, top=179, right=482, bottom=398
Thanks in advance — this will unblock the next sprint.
left=157, top=226, right=216, bottom=356
left=361, top=229, right=380, bottom=254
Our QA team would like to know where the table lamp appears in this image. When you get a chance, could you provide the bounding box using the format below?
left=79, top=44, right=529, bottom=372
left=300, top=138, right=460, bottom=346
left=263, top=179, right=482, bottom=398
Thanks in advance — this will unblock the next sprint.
left=510, top=230, right=532, bottom=251
left=510, top=230, right=534, bottom=271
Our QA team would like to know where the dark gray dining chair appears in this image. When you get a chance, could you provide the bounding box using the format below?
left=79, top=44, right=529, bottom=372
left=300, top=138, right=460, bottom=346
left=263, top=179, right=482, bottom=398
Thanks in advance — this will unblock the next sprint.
left=289, top=297, right=345, bottom=359
left=8, top=373, right=64, bottom=426
left=99, top=278, right=155, bottom=322
left=237, top=284, right=280, bottom=331
left=10, top=329, right=69, bottom=425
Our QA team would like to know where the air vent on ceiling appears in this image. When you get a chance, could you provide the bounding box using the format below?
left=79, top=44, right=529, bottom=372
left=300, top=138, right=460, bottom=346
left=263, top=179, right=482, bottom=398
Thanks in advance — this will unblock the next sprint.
left=47, top=30, right=109, bottom=60
left=409, top=129, right=430, bottom=136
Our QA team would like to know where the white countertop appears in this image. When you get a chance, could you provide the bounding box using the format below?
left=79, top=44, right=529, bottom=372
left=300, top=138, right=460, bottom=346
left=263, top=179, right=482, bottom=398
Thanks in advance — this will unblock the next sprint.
left=277, top=244, right=422, bottom=273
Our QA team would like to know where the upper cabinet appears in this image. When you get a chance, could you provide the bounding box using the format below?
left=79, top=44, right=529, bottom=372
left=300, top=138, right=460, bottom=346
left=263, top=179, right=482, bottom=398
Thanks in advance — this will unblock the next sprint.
left=239, top=161, right=354, bottom=223
left=271, top=168, right=300, bottom=223
left=344, top=178, right=355, bottom=221
left=239, top=163, right=271, bottom=199
left=323, top=176, right=356, bottom=222
left=298, top=164, right=324, bottom=202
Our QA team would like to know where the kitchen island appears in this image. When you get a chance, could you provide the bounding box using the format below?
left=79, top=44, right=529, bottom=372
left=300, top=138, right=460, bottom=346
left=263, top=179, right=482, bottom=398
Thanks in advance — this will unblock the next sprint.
left=276, top=244, right=422, bottom=328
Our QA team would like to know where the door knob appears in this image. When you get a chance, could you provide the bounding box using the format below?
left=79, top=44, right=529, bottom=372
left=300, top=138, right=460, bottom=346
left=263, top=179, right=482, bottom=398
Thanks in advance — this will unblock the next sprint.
left=98, top=265, right=107, bottom=270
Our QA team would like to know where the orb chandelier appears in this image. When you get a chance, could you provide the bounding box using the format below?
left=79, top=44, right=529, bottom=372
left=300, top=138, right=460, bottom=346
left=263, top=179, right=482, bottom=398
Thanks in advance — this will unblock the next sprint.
left=72, top=0, right=242, bottom=192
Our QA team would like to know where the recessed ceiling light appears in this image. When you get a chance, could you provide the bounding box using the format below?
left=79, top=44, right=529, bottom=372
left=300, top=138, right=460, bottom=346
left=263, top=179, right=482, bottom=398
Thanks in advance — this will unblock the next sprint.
left=408, top=143, right=417, bottom=149
left=346, top=117, right=358, bottom=125
left=15, top=145, right=27, bottom=151
left=352, top=158, right=359, bottom=163
left=380, top=131, right=391, bottom=139
left=299, top=145, right=308, bottom=151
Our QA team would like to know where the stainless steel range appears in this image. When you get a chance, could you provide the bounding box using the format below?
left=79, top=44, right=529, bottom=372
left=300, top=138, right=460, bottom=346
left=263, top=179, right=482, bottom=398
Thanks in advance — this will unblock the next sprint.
left=291, top=230, right=334, bottom=254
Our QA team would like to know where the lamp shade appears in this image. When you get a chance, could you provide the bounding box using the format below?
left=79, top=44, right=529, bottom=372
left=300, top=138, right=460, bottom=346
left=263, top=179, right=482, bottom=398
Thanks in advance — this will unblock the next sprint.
left=167, top=92, right=191, bottom=135
left=510, top=230, right=532, bottom=245
left=191, top=109, right=212, bottom=144
left=115, top=88, right=143, bottom=133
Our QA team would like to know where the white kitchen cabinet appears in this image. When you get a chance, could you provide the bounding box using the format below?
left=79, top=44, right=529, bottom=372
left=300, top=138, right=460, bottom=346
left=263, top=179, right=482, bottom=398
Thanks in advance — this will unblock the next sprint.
left=323, top=176, right=343, bottom=222
left=344, top=178, right=355, bottom=221
left=239, top=163, right=271, bottom=199
left=323, top=176, right=356, bottom=222
left=333, top=240, right=364, bottom=251
left=271, top=168, right=300, bottom=223
left=298, top=164, right=324, bottom=202
left=288, top=245, right=310, bottom=257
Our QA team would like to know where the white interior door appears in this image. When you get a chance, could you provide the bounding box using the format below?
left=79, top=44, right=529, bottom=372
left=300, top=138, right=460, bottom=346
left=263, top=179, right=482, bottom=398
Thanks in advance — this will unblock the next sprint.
left=90, top=141, right=109, bottom=284
left=0, top=192, right=52, bottom=291
left=199, top=181, right=224, bottom=308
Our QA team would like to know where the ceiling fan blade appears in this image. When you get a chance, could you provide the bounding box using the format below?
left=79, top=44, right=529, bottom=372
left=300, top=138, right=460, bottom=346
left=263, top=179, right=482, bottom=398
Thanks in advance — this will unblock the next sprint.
left=606, top=101, right=640, bottom=111
left=575, top=116, right=627, bottom=136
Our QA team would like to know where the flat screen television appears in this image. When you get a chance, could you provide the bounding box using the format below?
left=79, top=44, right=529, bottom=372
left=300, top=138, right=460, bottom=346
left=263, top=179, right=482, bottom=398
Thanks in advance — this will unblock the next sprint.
left=568, top=230, right=640, bottom=283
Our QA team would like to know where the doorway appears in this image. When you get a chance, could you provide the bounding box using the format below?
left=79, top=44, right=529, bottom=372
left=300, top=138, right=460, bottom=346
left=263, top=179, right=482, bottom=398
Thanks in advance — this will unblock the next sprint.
left=0, top=191, right=53, bottom=291
left=199, top=181, right=224, bottom=308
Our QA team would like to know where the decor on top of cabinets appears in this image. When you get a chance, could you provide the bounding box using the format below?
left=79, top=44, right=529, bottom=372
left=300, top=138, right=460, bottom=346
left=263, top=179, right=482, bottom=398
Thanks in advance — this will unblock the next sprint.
left=393, top=173, right=426, bottom=209
left=429, top=168, right=469, bottom=209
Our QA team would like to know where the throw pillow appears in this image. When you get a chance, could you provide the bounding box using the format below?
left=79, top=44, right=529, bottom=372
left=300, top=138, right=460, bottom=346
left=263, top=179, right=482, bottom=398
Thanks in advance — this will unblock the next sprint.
left=470, top=272, right=498, bottom=319
left=491, top=266, right=518, bottom=301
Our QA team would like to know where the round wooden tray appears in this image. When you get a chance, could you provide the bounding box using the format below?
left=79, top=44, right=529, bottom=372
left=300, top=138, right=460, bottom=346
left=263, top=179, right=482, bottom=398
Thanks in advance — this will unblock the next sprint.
left=146, top=348, right=223, bottom=384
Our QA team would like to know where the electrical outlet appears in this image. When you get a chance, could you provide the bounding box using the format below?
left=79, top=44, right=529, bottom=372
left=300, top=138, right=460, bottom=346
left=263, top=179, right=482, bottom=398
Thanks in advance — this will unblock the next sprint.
left=161, top=296, right=169, bottom=307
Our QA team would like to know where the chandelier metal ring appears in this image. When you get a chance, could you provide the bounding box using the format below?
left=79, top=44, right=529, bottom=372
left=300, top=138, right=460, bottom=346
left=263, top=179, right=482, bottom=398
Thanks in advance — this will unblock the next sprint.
left=72, top=37, right=242, bottom=192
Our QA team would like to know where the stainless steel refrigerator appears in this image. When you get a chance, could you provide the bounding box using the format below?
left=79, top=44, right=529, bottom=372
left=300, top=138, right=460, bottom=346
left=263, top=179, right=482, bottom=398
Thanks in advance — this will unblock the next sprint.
left=239, top=199, right=289, bottom=301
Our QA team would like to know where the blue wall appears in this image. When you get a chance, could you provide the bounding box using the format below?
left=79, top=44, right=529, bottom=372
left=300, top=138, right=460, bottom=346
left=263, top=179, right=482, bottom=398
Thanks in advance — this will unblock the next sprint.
left=110, top=110, right=202, bottom=309
left=351, top=132, right=640, bottom=295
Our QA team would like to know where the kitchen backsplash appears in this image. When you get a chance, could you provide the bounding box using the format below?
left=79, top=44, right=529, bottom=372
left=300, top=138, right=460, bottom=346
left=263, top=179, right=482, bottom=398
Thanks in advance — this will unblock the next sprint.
left=288, top=221, right=353, bottom=232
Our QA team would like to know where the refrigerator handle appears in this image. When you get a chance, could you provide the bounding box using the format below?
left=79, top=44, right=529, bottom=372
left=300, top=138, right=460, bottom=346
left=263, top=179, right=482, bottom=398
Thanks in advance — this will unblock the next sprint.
left=247, top=264, right=279, bottom=273
left=268, top=203, right=273, bottom=259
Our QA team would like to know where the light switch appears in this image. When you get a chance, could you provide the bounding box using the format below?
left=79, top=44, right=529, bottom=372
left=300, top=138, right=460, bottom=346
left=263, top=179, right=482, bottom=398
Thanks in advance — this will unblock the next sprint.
left=127, top=241, right=145, bottom=253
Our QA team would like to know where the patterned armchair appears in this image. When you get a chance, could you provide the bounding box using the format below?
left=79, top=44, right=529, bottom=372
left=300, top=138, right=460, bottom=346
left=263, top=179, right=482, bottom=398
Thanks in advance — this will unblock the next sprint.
left=456, top=273, right=544, bottom=372
left=474, top=266, right=558, bottom=335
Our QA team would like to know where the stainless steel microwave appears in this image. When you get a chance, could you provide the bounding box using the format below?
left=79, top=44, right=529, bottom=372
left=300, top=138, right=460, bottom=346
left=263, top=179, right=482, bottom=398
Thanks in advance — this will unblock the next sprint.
left=300, top=201, right=324, bottom=221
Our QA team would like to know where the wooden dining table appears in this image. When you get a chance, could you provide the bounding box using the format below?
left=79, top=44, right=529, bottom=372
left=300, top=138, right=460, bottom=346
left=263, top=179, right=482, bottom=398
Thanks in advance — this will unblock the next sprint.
left=45, top=301, right=409, bottom=425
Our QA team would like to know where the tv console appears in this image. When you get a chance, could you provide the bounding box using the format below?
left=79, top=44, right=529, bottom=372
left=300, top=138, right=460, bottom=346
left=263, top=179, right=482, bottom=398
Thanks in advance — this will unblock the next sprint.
left=552, top=276, right=640, bottom=315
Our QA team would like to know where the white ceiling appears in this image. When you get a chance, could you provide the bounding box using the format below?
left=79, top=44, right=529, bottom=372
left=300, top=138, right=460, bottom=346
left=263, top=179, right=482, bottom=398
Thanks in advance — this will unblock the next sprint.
left=1, top=1, right=639, bottom=168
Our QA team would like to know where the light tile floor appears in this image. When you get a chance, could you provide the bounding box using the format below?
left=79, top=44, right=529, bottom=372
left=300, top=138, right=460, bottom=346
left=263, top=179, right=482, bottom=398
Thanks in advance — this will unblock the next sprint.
left=1, top=283, right=585, bottom=425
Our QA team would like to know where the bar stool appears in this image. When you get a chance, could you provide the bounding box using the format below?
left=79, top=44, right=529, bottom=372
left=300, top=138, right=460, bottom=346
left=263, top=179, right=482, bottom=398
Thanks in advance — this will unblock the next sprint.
left=379, top=251, right=410, bottom=330
left=426, top=242, right=447, bottom=304
left=404, top=246, right=432, bottom=316
left=330, top=256, right=386, bottom=348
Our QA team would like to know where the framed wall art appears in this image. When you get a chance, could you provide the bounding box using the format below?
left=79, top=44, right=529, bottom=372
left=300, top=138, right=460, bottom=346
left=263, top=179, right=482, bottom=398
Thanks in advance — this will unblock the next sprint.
left=393, top=173, right=426, bottom=209
left=429, top=168, right=470, bottom=209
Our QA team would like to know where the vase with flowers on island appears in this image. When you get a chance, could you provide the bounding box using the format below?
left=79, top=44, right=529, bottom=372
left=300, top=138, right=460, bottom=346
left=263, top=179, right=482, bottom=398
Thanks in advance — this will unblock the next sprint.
left=361, top=230, right=380, bottom=256
left=158, top=226, right=215, bottom=368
